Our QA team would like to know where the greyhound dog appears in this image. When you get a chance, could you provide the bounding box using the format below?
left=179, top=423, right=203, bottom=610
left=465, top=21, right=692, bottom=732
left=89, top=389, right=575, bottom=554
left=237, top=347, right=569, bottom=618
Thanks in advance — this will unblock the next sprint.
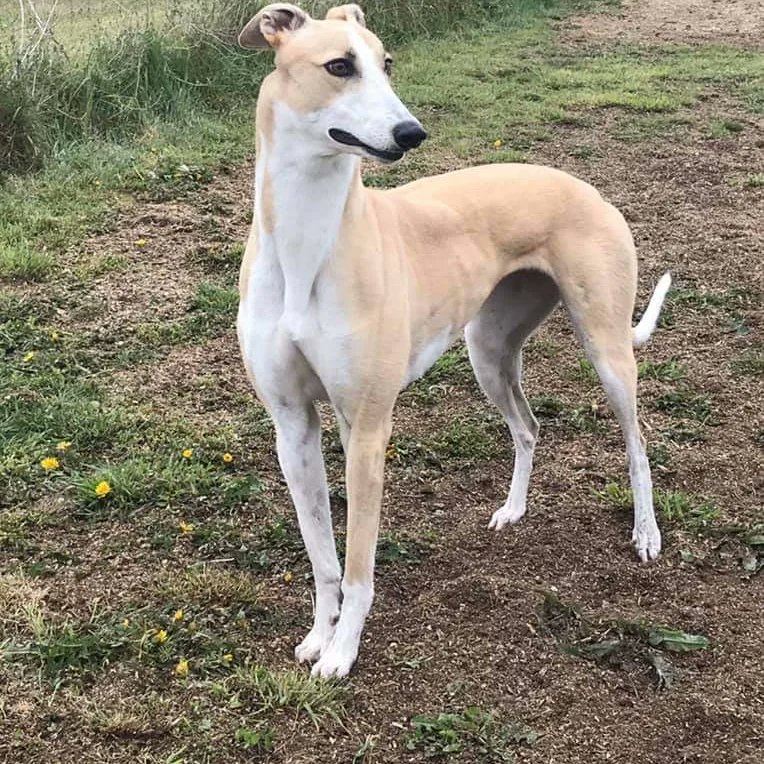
left=236, top=3, right=671, bottom=678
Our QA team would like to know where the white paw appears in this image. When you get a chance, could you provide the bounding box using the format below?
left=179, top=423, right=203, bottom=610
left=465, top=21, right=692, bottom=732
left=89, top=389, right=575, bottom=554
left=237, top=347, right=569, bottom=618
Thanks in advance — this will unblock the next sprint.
left=310, top=639, right=357, bottom=679
left=488, top=503, right=526, bottom=530
left=632, top=519, right=662, bottom=562
left=295, top=626, right=333, bottom=664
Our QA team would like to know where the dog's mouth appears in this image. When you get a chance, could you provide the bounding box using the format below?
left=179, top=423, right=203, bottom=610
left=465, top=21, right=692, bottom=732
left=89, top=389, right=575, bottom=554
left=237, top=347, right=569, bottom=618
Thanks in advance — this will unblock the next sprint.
left=328, top=128, right=404, bottom=163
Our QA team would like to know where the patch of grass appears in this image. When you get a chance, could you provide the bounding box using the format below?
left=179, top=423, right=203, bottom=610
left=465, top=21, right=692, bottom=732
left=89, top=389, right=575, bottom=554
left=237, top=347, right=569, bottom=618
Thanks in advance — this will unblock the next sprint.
left=612, top=112, right=693, bottom=143
left=662, top=424, right=706, bottom=444
left=706, top=118, right=744, bottom=139
left=646, top=442, right=671, bottom=469
left=403, top=345, right=475, bottom=404
left=596, top=482, right=719, bottom=531
left=158, top=566, right=261, bottom=608
left=195, top=241, right=245, bottom=272
left=235, top=723, right=276, bottom=753
left=0, top=509, right=57, bottom=553
left=2, top=608, right=131, bottom=682
left=731, top=349, right=764, bottom=376
left=655, top=389, right=714, bottom=422
left=377, top=532, right=430, bottom=566
left=133, top=281, right=238, bottom=351
left=405, top=707, right=538, bottom=760
left=574, top=357, right=599, bottom=383
left=70, top=454, right=261, bottom=514
left=742, top=173, right=764, bottom=188
left=0, top=238, right=54, bottom=281
left=229, top=665, right=348, bottom=727
left=667, top=285, right=752, bottom=312
left=389, top=416, right=504, bottom=468
left=638, top=360, right=686, bottom=381
left=530, top=395, right=604, bottom=433
left=568, top=144, right=598, bottom=159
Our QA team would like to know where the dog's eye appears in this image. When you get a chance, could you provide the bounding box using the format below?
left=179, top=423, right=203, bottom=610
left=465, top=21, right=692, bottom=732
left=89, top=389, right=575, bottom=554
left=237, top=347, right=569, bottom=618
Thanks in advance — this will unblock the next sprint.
left=325, top=58, right=355, bottom=78
left=384, top=58, right=393, bottom=76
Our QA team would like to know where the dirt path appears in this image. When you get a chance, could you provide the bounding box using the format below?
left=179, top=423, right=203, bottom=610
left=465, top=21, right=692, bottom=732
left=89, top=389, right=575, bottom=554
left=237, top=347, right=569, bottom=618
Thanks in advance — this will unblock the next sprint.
left=562, top=0, right=764, bottom=48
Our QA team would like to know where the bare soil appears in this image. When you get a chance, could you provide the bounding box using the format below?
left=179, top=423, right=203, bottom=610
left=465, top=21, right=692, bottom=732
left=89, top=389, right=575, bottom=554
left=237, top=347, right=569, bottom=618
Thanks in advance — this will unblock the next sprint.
left=561, top=0, right=764, bottom=49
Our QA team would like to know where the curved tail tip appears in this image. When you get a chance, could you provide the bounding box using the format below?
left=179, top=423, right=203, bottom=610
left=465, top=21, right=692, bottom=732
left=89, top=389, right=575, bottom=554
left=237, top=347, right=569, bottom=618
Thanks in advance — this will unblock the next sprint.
left=633, top=271, right=672, bottom=347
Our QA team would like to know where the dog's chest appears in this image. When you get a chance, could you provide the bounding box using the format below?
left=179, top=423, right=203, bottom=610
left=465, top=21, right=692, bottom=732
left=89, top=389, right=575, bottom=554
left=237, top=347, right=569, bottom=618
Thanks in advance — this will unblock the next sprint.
left=239, top=250, right=354, bottom=393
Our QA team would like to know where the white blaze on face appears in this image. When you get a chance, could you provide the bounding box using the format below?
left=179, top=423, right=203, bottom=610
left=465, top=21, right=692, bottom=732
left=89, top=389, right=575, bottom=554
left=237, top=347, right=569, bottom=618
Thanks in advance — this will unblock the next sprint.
left=325, top=27, right=418, bottom=154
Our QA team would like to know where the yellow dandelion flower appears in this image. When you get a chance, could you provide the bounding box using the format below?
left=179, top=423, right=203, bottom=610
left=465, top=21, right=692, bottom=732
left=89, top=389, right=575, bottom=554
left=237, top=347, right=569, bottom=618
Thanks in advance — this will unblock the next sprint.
left=134, top=238, right=147, bottom=248
left=154, top=629, right=168, bottom=644
left=121, top=618, right=130, bottom=628
left=94, top=481, right=111, bottom=498
left=222, top=653, right=234, bottom=664
left=173, top=609, right=184, bottom=623
left=40, top=456, right=60, bottom=471
left=385, top=446, right=397, bottom=460
left=23, top=351, right=36, bottom=363
left=56, top=441, right=72, bottom=452
left=283, top=571, right=294, bottom=583
left=50, top=330, right=60, bottom=342
left=222, top=452, right=234, bottom=463
left=175, top=658, right=189, bottom=677
left=94, top=179, right=101, bottom=187
left=182, top=448, right=193, bottom=460
left=493, top=138, right=503, bottom=148
left=179, top=521, right=195, bottom=534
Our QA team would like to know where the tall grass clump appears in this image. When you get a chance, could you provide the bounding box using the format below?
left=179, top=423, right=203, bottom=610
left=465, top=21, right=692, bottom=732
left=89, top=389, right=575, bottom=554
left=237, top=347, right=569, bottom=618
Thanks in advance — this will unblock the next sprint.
left=0, top=1, right=274, bottom=175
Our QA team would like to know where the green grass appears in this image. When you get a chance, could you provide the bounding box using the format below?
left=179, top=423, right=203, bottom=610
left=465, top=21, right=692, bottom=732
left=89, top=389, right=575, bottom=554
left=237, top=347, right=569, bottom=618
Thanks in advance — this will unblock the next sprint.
left=638, top=359, right=686, bottom=381
left=0, top=238, right=54, bottom=281
left=70, top=454, right=261, bottom=514
left=376, top=532, right=431, bottom=565
left=743, top=173, right=764, bottom=188
left=405, top=707, right=538, bottom=760
left=0, top=596, right=132, bottom=681
left=131, top=281, right=239, bottom=354
left=706, top=117, right=744, bottom=139
left=530, top=395, right=604, bottom=433
left=235, top=723, right=276, bottom=753
left=731, top=349, right=763, bottom=376
left=389, top=416, right=505, bottom=469
left=596, top=482, right=719, bottom=531
left=228, top=665, right=349, bottom=727
left=655, top=389, right=714, bottom=422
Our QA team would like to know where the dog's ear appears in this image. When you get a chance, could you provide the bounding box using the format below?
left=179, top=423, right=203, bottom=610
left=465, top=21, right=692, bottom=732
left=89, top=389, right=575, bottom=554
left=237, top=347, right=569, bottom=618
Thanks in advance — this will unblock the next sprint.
left=239, top=3, right=311, bottom=50
left=325, top=4, right=366, bottom=27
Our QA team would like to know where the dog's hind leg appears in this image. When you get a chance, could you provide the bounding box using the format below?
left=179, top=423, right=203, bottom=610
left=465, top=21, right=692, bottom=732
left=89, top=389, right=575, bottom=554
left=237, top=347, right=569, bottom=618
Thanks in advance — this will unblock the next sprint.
left=554, top=229, right=664, bottom=561
left=465, top=269, right=560, bottom=529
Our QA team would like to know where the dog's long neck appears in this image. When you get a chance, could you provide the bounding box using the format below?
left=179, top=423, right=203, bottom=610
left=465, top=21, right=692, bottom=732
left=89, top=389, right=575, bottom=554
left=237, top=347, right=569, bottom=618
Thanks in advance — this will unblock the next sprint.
left=255, top=100, right=363, bottom=339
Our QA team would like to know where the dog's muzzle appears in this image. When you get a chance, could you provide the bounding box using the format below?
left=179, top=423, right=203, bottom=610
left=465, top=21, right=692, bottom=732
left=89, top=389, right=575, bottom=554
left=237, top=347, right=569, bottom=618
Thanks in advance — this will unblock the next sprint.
left=329, top=122, right=427, bottom=162
left=392, top=121, right=428, bottom=151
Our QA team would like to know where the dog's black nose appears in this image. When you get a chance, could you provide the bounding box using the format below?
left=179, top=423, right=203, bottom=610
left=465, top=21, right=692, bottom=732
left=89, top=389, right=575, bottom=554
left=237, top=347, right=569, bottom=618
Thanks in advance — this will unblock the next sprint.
left=393, top=121, right=427, bottom=150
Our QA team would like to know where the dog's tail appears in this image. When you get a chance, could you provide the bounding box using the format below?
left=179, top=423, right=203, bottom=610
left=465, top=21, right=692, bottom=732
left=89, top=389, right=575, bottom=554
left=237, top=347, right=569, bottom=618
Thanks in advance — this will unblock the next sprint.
left=632, top=271, right=672, bottom=347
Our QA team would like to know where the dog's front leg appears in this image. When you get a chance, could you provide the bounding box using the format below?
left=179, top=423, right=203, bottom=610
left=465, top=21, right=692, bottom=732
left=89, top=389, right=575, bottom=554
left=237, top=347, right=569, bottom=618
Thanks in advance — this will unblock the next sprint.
left=312, top=411, right=392, bottom=679
left=270, top=401, right=342, bottom=664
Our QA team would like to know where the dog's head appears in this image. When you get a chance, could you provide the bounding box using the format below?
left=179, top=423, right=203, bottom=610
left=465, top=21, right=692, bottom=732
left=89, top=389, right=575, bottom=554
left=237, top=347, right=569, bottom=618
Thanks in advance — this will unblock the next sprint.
left=240, top=3, right=426, bottom=163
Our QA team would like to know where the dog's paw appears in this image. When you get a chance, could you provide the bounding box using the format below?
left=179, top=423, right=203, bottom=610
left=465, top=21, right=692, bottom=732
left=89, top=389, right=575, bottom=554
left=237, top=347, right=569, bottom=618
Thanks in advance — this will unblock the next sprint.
left=310, top=639, right=356, bottom=679
left=295, top=627, right=333, bottom=664
left=632, top=520, right=661, bottom=562
left=488, top=503, right=526, bottom=531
